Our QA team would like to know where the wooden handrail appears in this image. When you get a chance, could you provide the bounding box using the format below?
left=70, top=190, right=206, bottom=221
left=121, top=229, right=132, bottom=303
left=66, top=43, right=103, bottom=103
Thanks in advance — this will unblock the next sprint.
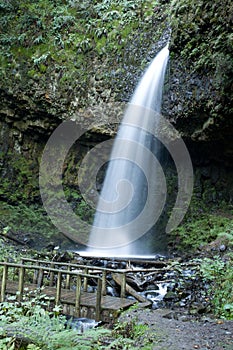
left=21, top=257, right=166, bottom=272
left=0, top=262, right=102, bottom=278
left=21, top=258, right=127, bottom=296
left=21, top=257, right=167, bottom=300
left=21, top=258, right=127, bottom=272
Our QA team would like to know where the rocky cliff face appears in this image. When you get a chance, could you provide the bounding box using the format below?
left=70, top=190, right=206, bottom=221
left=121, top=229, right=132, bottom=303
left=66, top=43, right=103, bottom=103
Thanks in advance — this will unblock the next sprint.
left=0, top=0, right=232, bottom=248
left=166, top=0, right=233, bottom=165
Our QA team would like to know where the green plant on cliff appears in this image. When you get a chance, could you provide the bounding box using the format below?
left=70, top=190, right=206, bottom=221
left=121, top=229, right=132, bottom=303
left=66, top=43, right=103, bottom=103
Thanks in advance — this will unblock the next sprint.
left=0, top=0, right=166, bottom=105
left=170, top=1, right=232, bottom=69
left=0, top=0, right=161, bottom=76
left=0, top=151, right=39, bottom=202
left=169, top=191, right=233, bottom=252
left=175, top=214, right=233, bottom=250
left=64, top=187, right=95, bottom=224
left=0, top=0, right=166, bottom=227
left=170, top=0, right=233, bottom=99
left=0, top=202, right=59, bottom=241
left=169, top=0, right=233, bottom=141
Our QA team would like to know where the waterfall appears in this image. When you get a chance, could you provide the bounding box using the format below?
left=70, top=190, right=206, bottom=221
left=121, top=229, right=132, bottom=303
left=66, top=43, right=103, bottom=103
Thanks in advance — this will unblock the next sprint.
left=88, top=45, right=169, bottom=256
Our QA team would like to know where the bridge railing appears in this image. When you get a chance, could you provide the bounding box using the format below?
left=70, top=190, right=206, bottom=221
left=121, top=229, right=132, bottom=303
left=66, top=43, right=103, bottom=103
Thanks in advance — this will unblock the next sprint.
left=21, top=258, right=128, bottom=297
left=0, top=261, right=102, bottom=321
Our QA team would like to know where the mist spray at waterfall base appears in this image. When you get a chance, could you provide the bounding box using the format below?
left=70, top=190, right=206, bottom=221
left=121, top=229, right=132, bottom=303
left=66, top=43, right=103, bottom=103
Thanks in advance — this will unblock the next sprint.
left=88, top=46, right=170, bottom=257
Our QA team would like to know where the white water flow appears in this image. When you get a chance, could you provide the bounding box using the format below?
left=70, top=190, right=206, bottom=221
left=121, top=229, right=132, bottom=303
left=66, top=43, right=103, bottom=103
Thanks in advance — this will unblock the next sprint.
left=88, top=45, right=169, bottom=255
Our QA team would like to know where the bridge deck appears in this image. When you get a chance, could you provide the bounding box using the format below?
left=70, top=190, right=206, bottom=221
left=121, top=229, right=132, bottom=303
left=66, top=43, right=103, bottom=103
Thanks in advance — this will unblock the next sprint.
left=1, top=280, right=136, bottom=322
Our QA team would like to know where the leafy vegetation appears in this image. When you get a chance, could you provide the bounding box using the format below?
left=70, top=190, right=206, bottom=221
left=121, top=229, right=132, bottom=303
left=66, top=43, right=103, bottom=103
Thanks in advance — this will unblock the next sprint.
left=0, top=289, right=152, bottom=349
left=111, top=318, right=153, bottom=349
left=200, top=255, right=233, bottom=319
left=170, top=0, right=233, bottom=120
left=170, top=212, right=233, bottom=251
left=0, top=151, right=39, bottom=203
left=0, top=0, right=162, bottom=83
left=170, top=0, right=232, bottom=76
left=0, top=201, right=59, bottom=241
left=64, top=186, right=94, bottom=224
left=168, top=170, right=233, bottom=252
left=0, top=236, right=20, bottom=263
left=0, top=291, right=110, bottom=349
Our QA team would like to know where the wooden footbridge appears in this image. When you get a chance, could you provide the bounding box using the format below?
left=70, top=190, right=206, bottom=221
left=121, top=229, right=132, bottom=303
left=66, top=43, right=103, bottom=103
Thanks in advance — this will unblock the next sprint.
left=0, top=258, right=159, bottom=322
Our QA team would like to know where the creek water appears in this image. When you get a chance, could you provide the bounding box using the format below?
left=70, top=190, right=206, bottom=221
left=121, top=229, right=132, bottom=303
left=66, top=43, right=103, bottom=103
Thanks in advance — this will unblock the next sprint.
left=88, top=45, right=169, bottom=256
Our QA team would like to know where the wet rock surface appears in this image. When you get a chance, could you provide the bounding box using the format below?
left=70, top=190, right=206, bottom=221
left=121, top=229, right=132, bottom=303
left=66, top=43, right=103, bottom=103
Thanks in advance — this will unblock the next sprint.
left=22, top=250, right=226, bottom=321
left=67, top=255, right=212, bottom=318
left=68, top=253, right=233, bottom=348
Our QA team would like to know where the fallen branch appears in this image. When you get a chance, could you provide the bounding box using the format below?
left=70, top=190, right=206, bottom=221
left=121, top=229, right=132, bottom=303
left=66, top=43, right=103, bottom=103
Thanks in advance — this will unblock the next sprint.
left=112, top=273, right=151, bottom=305
left=0, top=220, right=26, bottom=245
left=0, top=232, right=25, bottom=245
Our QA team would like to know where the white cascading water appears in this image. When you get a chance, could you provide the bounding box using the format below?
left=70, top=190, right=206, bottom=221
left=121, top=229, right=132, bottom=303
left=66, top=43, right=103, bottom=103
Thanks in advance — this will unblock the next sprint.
left=88, top=45, right=169, bottom=256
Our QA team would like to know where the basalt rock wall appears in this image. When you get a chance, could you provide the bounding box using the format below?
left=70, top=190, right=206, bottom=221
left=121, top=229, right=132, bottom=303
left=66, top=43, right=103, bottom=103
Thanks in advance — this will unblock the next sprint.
left=0, top=0, right=232, bottom=215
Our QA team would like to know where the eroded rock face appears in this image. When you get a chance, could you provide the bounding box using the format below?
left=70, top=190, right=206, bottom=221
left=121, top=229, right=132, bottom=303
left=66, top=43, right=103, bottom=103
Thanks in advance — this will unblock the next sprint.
left=0, top=0, right=232, bottom=226
left=166, top=0, right=233, bottom=165
left=162, top=59, right=233, bottom=165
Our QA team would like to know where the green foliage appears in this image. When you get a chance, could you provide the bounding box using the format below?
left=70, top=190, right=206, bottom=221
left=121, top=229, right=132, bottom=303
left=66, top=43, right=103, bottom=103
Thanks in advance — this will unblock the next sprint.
left=111, top=318, right=153, bottom=349
left=0, top=0, right=160, bottom=75
left=170, top=212, right=233, bottom=251
left=169, top=0, right=232, bottom=147
left=0, top=0, right=166, bottom=112
left=170, top=0, right=233, bottom=91
left=0, top=236, right=19, bottom=262
left=0, top=151, right=39, bottom=202
left=64, top=187, right=94, bottom=224
left=200, top=255, right=233, bottom=319
left=113, top=319, right=148, bottom=339
left=0, top=288, right=152, bottom=349
left=168, top=183, right=233, bottom=252
left=0, top=201, right=59, bottom=240
left=200, top=256, right=225, bottom=281
left=0, top=289, right=111, bottom=349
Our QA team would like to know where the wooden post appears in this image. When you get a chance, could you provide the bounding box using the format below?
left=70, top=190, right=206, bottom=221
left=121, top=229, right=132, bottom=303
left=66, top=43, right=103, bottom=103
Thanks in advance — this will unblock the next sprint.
left=83, top=268, right=88, bottom=292
left=102, top=270, right=107, bottom=296
left=33, top=269, right=38, bottom=285
left=32, top=258, right=40, bottom=284
left=1, top=264, right=8, bottom=302
left=55, top=271, right=62, bottom=306
left=75, top=275, right=81, bottom=316
left=95, top=278, right=102, bottom=321
left=120, top=273, right=126, bottom=298
left=65, top=266, right=71, bottom=289
left=49, top=263, right=55, bottom=287
left=37, top=268, right=44, bottom=288
left=18, top=266, right=25, bottom=301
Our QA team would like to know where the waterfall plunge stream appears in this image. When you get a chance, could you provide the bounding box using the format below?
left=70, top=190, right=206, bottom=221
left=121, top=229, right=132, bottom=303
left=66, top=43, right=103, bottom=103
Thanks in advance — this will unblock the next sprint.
left=88, top=45, right=169, bottom=256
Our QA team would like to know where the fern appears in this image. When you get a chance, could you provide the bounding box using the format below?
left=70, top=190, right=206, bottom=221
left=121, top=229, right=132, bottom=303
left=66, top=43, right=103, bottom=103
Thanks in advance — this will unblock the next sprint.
left=0, top=291, right=112, bottom=349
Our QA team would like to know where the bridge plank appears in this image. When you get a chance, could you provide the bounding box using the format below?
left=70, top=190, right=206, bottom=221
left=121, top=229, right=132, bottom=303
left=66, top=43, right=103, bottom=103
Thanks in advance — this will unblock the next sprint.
left=0, top=280, right=136, bottom=312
